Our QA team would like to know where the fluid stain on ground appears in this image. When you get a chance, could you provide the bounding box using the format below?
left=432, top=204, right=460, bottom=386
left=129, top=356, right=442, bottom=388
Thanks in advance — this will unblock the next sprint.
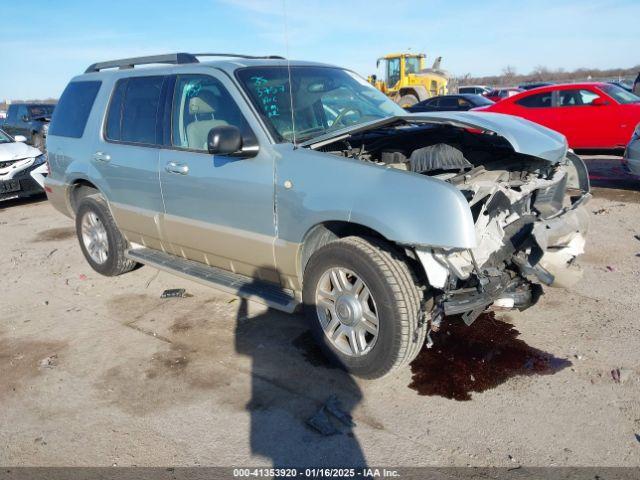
left=31, top=227, right=76, bottom=242
left=409, top=312, right=571, bottom=401
left=292, top=330, right=337, bottom=369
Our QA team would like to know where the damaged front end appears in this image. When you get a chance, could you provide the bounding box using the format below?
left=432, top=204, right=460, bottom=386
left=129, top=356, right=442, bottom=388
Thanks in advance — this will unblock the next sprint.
left=416, top=150, right=590, bottom=326
left=310, top=111, right=590, bottom=329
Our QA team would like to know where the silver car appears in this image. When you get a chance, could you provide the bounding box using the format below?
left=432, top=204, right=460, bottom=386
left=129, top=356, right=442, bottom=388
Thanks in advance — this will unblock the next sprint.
left=45, top=53, right=590, bottom=378
left=623, top=122, right=640, bottom=176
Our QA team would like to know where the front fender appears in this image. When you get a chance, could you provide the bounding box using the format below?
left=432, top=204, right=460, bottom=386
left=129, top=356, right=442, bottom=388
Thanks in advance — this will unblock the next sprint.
left=275, top=145, right=476, bottom=249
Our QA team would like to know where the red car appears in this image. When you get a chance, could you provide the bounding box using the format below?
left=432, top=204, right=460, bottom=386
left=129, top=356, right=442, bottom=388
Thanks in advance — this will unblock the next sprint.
left=475, top=82, right=640, bottom=149
left=484, top=88, right=523, bottom=102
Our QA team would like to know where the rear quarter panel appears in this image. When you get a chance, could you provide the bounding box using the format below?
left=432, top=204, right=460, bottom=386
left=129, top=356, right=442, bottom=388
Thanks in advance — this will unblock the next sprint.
left=46, top=76, right=113, bottom=215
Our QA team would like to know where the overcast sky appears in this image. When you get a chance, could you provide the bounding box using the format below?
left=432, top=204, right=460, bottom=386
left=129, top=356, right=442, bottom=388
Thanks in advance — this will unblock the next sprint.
left=1, top=0, right=638, bottom=100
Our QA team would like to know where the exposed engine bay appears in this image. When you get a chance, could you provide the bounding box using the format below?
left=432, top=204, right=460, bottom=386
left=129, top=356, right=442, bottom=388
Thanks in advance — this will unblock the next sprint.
left=315, top=120, right=591, bottom=327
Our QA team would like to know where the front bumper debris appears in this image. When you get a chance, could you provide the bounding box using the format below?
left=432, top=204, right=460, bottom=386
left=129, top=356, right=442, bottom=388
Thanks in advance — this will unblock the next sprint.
left=416, top=196, right=590, bottom=324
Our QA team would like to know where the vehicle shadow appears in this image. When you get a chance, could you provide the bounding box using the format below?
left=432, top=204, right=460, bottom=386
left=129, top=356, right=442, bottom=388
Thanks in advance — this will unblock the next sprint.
left=580, top=154, right=640, bottom=198
left=233, top=284, right=367, bottom=470
left=0, top=193, right=47, bottom=211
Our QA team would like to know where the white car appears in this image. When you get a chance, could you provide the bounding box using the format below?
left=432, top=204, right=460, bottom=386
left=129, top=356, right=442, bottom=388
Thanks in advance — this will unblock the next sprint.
left=0, top=128, right=47, bottom=201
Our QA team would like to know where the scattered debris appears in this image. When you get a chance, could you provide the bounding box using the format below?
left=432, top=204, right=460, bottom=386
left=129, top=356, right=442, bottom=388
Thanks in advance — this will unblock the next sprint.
left=307, top=395, right=355, bottom=435
left=611, top=368, right=621, bottom=383
left=78, top=274, right=88, bottom=281
left=593, top=203, right=625, bottom=215
left=307, top=408, right=340, bottom=436
left=635, top=434, right=640, bottom=444
left=145, top=270, right=160, bottom=288
left=161, top=288, right=188, bottom=299
left=34, top=437, right=47, bottom=446
left=606, top=266, right=615, bottom=272
left=611, top=368, right=631, bottom=384
left=43, top=300, right=49, bottom=306
left=39, top=355, right=58, bottom=369
left=325, top=395, right=354, bottom=427
left=634, top=234, right=640, bottom=242
left=46, top=248, right=58, bottom=259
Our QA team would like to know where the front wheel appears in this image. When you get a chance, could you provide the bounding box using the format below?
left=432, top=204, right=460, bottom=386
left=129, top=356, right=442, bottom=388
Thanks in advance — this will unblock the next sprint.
left=303, top=236, right=429, bottom=379
left=398, top=94, right=419, bottom=108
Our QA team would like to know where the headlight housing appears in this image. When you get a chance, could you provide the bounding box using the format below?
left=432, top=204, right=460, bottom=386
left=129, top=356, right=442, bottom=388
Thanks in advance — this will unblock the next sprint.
left=34, top=154, right=46, bottom=166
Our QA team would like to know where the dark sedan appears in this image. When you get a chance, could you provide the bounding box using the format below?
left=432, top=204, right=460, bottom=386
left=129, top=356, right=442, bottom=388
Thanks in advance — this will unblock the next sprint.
left=405, top=94, right=494, bottom=113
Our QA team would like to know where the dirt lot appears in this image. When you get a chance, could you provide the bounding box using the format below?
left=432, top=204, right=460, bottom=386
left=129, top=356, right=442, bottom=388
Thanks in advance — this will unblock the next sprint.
left=1, top=155, right=639, bottom=467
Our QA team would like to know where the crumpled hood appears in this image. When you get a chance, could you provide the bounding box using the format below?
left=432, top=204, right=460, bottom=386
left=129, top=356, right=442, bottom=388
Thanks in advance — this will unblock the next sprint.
left=0, top=141, right=41, bottom=161
left=406, top=111, right=568, bottom=163
left=303, top=111, right=568, bottom=163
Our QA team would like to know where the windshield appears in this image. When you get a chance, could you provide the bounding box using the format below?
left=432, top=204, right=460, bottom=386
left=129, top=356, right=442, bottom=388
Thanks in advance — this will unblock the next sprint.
left=236, top=66, right=406, bottom=143
left=28, top=105, right=55, bottom=118
left=405, top=57, right=421, bottom=74
left=599, top=84, right=640, bottom=104
left=0, top=129, right=13, bottom=144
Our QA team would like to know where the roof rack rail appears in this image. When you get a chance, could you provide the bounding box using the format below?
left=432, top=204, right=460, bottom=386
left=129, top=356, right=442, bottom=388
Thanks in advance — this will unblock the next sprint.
left=84, top=52, right=285, bottom=73
left=191, top=53, right=285, bottom=60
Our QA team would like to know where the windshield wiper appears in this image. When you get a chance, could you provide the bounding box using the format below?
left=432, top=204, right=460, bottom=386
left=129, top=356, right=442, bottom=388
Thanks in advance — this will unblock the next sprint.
left=292, top=127, right=330, bottom=144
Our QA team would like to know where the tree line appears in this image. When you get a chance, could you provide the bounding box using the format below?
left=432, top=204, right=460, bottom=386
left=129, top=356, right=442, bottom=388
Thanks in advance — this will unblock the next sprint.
left=456, top=64, right=640, bottom=87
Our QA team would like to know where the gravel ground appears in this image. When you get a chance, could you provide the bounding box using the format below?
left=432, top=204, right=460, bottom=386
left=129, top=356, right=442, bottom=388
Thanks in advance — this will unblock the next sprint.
left=0, top=155, right=639, bottom=467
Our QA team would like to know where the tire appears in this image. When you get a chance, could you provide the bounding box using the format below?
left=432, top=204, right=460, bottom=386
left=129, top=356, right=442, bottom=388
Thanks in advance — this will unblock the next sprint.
left=398, top=94, right=419, bottom=108
left=32, top=132, right=44, bottom=151
left=75, top=195, right=138, bottom=276
left=302, top=236, right=429, bottom=379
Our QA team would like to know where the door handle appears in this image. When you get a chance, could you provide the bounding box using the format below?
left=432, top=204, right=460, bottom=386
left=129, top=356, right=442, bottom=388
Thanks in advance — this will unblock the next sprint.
left=165, top=161, right=189, bottom=175
left=93, top=151, right=111, bottom=163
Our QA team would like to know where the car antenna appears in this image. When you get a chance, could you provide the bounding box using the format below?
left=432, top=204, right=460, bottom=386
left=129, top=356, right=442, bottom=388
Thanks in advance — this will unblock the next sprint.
left=282, top=0, right=297, bottom=149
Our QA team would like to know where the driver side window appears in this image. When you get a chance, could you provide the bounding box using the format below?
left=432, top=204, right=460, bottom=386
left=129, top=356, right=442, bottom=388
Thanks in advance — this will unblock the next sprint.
left=172, top=75, right=253, bottom=151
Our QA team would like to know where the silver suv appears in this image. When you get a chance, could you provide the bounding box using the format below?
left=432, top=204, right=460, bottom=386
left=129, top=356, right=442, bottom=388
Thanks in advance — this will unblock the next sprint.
left=45, top=53, right=590, bottom=378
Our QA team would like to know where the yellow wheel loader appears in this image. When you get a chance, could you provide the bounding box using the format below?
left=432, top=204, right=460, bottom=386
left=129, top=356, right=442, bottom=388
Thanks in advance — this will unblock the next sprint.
left=368, top=53, right=449, bottom=108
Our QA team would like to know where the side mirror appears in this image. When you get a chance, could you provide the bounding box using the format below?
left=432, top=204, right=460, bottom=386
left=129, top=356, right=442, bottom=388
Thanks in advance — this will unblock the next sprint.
left=591, top=97, right=608, bottom=106
left=14, top=135, right=27, bottom=143
left=207, top=125, right=242, bottom=155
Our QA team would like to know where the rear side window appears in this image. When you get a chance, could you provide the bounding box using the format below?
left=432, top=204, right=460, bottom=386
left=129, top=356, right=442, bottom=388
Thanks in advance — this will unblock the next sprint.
left=49, top=81, right=101, bottom=138
left=105, top=76, right=164, bottom=145
left=516, top=92, right=553, bottom=108
left=558, top=89, right=600, bottom=106
left=439, top=97, right=458, bottom=107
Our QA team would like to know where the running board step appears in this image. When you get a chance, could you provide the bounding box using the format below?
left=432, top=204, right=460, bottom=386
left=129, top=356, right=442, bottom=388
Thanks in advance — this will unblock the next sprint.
left=126, top=248, right=300, bottom=313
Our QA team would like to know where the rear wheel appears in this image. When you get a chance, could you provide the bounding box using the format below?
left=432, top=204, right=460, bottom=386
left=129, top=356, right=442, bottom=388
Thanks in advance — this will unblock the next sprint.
left=303, top=236, right=429, bottom=379
left=75, top=195, right=138, bottom=276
